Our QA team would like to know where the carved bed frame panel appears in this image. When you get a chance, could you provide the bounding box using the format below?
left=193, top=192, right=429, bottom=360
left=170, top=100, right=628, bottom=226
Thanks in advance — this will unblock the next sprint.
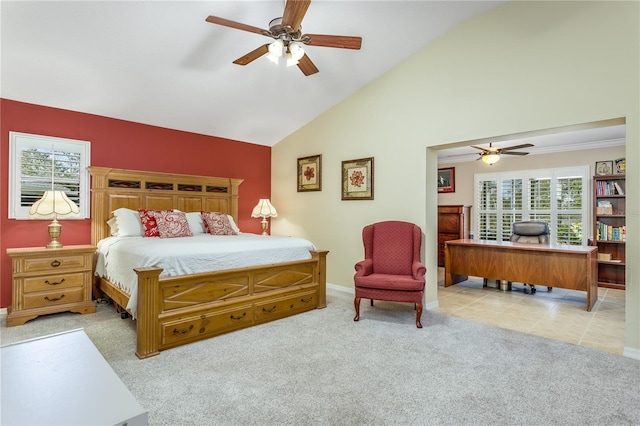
left=89, top=167, right=327, bottom=359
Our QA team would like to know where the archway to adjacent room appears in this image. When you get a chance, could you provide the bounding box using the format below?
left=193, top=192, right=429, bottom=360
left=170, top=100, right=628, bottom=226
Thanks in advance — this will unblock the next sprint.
left=428, top=118, right=628, bottom=355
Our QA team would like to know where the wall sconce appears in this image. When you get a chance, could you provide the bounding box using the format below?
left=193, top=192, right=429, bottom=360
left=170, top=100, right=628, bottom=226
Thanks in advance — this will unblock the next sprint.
left=251, top=199, right=278, bottom=236
left=29, top=190, right=80, bottom=248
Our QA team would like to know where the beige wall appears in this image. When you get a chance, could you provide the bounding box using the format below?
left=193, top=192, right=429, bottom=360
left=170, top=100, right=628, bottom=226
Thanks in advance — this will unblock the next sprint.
left=272, top=1, right=639, bottom=357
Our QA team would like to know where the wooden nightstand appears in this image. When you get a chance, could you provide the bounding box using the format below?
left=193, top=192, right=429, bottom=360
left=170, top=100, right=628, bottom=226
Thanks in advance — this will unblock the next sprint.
left=6, top=245, right=96, bottom=326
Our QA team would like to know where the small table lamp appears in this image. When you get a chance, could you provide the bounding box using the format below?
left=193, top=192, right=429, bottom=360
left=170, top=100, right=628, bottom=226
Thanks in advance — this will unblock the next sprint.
left=251, top=199, right=278, bottom=236
left=29, top=190, right=80, bottom=248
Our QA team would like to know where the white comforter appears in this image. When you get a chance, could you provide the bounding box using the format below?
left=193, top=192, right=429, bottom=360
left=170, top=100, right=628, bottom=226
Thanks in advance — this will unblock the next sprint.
left=95, top=233, right=316, bottom=316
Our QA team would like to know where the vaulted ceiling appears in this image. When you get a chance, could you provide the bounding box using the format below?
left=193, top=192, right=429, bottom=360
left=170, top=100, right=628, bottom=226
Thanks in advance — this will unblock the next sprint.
left=1, top=1, right=505, bottom=147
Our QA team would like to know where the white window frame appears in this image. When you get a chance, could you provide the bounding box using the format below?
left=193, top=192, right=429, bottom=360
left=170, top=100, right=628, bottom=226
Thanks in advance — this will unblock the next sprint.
left=474, top=165, right=590, bottom=245
left=9, top=132, right=91, bottom=219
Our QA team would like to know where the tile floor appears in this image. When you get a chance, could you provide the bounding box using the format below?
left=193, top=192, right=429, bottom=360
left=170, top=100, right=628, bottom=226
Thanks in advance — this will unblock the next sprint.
left=434, top=268, right=626, bottom=355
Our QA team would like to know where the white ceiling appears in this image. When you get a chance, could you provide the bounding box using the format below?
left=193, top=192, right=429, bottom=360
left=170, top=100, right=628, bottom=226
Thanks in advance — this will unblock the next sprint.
left=1, top=1, right=625, bottom=158
left=1, top=0, right=507, bottom=147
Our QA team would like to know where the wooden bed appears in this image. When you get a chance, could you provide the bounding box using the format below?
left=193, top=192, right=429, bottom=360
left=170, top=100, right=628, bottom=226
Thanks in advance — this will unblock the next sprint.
left=89, top=167, right=328, bottom=359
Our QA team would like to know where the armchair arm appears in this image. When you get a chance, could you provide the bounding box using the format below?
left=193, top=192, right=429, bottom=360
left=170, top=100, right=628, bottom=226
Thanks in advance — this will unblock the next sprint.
left=412, top=261, right=426, bottom=279
left=354, top=259, right=373, bottom=277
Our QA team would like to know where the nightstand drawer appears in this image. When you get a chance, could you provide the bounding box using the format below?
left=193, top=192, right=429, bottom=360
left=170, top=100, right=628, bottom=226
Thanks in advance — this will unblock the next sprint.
left=18, top=254, right=89, bottom=274
left=23, top=272, right=85, bottom=293
left=23, top=288, right=85, bottom=310
left=7, top=245, right=96, bottom=326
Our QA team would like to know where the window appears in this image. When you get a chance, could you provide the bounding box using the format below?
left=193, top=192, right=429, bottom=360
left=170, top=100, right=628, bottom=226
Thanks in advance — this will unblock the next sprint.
left=474, top=166, right=589, bottom=245
left=9, top=132, right=90, bottom=219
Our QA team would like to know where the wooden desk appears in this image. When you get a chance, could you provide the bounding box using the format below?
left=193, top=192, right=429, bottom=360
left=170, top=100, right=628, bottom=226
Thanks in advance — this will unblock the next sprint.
left=444, top=239, right=598, bottom=311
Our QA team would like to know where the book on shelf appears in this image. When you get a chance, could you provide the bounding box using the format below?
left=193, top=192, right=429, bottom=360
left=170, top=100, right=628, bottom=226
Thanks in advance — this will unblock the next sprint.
left=596, top=180, right=625, bottom=196
left=613, top=181, right=624, bottom=195
left=596, top=223, right=625, bottom=241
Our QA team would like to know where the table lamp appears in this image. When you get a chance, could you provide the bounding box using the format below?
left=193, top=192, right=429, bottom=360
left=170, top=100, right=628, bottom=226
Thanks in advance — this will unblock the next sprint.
left=29, top=190, right=80, bottom=248
left=251, top=199, right=278, bottom=236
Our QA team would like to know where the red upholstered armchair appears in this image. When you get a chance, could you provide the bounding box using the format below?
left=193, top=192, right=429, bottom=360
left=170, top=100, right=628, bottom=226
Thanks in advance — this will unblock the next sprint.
left=353, top=221, right=427, bottom=328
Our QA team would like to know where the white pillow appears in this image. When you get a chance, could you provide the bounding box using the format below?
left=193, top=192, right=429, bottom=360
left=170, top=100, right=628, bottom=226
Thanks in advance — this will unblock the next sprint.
left=107, top=216, right=119, bottom=236
left=112, top=208, right=144, bottom=237
left=227, top=215, right=241, bottom=234
left=185, top=212, right=206, bottom=234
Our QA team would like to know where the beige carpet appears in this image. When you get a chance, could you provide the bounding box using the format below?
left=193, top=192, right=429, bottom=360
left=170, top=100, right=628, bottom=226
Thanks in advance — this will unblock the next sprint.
left=1, top=289, right=639, bottom=426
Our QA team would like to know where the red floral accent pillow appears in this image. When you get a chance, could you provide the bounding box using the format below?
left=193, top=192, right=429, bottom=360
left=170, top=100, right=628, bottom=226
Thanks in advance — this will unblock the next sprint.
left=138, top=209, right=160, bottom=237
left=201, top=211, right=237, bottom=235
left=151, top=210, right=192, bottom=238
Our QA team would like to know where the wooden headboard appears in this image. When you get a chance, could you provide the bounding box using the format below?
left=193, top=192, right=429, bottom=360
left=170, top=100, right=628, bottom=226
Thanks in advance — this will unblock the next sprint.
left=89, top=167, right=243, bottom=245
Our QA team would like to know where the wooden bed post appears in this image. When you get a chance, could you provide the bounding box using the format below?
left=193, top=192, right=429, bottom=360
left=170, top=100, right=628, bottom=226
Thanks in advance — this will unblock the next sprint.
left=134, top=267, right=163, bottom=359
left=313, top=250, right=329, bottom=309
left=88, top=166, right=110, bottom=246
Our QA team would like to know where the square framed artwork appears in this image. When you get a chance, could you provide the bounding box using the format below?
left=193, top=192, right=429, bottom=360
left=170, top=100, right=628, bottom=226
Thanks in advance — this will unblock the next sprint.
left=438, top=167, right=455, bottom=193
left=341, top=157, right=374, bottom=200
left=297, top=154, right=322, bottom=192
left=595, top=161, right=613, bottom=176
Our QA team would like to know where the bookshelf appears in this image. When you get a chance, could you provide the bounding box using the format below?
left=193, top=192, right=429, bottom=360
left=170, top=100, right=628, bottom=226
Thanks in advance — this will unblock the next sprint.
left=593, top=174, right=625, bottom=289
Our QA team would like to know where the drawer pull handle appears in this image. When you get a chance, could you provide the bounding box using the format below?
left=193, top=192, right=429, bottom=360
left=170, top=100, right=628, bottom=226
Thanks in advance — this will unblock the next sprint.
left=230, top=312, right=247, bottom=321
left=50, top=260, right=61, bottom=268
left=262, top=306, right=276, bottom=313
left=44, top=279, right=66, bottom=286
left=44, top=295, right=65, bottom=302
left=173, top=325, right=194, bottom=335
left=301, top=297, right=313, bottom=303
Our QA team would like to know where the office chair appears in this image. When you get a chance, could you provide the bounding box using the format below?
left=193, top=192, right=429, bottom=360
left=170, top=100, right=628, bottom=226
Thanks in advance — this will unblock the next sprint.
left=510, top=221, right=552, bottom=294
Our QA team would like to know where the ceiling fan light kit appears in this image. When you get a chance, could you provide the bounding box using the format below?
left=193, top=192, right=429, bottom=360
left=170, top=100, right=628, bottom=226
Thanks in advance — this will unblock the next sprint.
left=206, top=0, right=362, bottom=76
left=481, top=153, right=501, bottom=165
left=473, top=142, right=534, bottom=165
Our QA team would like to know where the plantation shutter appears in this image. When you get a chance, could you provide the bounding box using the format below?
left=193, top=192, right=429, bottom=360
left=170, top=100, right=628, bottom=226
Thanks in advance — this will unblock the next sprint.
left=474, top=166, right=588, bottom=245
left=9, top=132, right=90, bottom=219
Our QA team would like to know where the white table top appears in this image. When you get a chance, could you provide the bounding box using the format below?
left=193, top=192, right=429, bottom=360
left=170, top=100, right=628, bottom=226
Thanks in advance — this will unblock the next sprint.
left=1, top=328, right=148, bottom=426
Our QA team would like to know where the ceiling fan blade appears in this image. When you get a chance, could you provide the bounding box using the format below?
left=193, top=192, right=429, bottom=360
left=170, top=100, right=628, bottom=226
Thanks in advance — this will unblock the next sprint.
left=471, top=145, right=487, bottom=151
left=282, top=0, right=311, bottom=32
left=303, top=34, right=362, bottom=50
left=297, top=54, right=319, bottom=76
left=501, top=151, right=530, bottom=156
left=501, top=143, right=534, bottom=151
left=206, top=15, right=269, bottom=36
left=233, top=44, right=269, bottom=66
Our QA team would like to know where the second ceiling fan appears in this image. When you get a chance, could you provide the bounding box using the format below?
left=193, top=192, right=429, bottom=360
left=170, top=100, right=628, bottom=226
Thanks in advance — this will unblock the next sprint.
left=205, top=0, right=362, bottom=76
left=472, top=143, right=534, bottom=165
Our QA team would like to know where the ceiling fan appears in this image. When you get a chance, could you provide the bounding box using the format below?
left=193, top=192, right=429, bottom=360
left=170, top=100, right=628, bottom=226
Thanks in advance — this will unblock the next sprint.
left=472, top=143, right=534, bottom=165
left=205, top=0, right=362, bottom=76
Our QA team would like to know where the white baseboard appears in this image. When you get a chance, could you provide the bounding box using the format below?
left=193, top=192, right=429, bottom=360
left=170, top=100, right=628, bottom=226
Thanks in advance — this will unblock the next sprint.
left=623, top=346, right=640, bottom=360
left=327, top=282, right=353, bottom=294
left=0, top=307, right=7, bottom=316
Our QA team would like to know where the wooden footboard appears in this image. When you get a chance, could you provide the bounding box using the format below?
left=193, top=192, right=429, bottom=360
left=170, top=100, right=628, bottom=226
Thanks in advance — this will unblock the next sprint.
left=129, top=250, right=328, bottom=359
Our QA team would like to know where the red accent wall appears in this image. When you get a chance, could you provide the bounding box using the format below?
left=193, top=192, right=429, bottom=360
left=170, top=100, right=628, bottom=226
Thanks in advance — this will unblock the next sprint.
left=0, top=98, right=271, bottom=308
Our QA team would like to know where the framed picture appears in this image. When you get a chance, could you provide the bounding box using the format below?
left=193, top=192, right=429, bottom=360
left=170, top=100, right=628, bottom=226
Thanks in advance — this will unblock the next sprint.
left=341, top=157, right=374, bottom=200
left=595, top=161, right=613, bottom=176
left=297, top=154, right=322, bottom=192
left=438, top=167, right=455, bottom=193
left=614, top=157, right=626, bottom=174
